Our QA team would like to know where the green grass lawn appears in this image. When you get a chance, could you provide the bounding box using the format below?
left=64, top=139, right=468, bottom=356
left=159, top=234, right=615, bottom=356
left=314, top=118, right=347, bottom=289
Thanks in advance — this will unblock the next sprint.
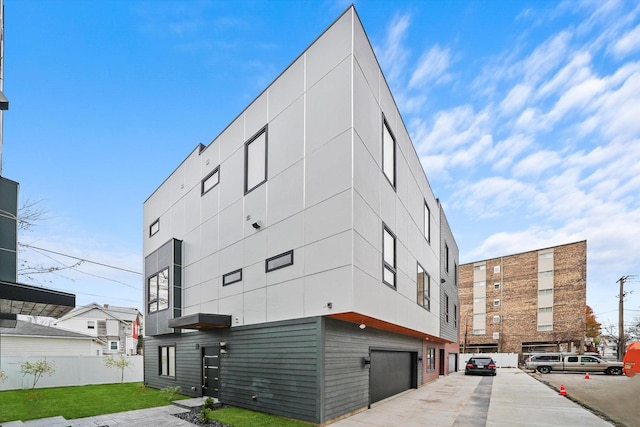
left=207, top=407, right=314, bottom=427
left=0, top=382, right=189, bottom=423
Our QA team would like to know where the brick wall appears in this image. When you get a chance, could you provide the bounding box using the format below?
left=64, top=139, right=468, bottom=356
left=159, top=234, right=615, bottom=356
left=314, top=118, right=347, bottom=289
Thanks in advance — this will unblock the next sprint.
left=459, top=241, right=586, bottom=357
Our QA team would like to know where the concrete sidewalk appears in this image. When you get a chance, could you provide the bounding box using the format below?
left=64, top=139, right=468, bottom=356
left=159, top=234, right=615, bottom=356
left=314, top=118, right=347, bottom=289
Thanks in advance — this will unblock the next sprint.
left=3, top=369, right=612, bottom=426
left=332, top=368, right=612, bottom=427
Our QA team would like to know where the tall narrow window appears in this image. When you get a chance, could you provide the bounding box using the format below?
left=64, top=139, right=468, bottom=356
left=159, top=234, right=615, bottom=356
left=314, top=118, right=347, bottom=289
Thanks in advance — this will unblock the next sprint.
left=454, top=262, right=458, bottom=287
left=383, top=225, right=396, bottom=288
left=445, top=294, right=450, bottom=322
left=417, top=263, right=430, bottom=310
left=382, top=118, right=395, bottom=188
left=245, top=126, right=267, bottom=194
left=150, top=219, right=160, bottom=237
left=454, top=305, right=458, bottom=327
left=147, top=268, right=169, bottom=313
left=445, top=243, right=450, bottom=272
left=424, top=202, right=430, bottom=242
left=159, top=345, right=176, bottom=377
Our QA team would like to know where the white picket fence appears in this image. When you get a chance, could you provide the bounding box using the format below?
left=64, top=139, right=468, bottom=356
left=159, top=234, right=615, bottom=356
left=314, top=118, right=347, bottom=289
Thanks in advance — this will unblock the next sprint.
left=459, top=353, right=519, bottom=368
left=0, top=355, right=143, bottom=390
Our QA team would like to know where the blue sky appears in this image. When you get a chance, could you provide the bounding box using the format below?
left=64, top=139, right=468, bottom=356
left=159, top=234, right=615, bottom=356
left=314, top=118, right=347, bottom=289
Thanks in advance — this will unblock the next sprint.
left=4, top=0, right=640, bottom=332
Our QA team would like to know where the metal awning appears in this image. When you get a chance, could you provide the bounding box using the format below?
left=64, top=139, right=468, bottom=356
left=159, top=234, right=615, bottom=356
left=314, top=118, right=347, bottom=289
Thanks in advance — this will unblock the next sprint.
left=0, top=280, right=76, bottom=320
left=168, top=313, right=232, bottom=330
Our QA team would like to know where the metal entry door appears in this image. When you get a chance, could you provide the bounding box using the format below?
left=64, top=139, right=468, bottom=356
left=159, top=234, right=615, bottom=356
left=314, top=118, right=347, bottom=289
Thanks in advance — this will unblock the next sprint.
left=202, top=345, right=221, bottom=398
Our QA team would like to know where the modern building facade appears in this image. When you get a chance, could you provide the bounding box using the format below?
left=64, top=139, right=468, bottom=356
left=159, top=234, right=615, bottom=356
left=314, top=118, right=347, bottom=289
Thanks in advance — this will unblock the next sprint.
left=143, top=7, right=458, bottom=424
left=459, top=241, right=586, bottom=359
left=55, top=303, right=142, bottom=356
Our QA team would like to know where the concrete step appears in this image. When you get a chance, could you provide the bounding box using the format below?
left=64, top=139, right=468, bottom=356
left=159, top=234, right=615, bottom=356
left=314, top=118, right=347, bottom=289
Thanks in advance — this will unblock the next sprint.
left=12, top=416, right=69, bottom=427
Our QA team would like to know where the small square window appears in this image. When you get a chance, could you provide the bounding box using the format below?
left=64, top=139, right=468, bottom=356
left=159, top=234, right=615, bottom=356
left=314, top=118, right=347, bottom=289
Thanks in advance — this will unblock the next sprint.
left=494, top=282, right=500, bottom=290
left=493, top=315, right=500, bottom=323
left=474, top=264, right=486, bottom=271
left=110, top=341, right=119, bottom=351
left=150, top=219, right=160, bottom=237
left=223, top=269, right=242, bottom=286
left=87, top=320, right=95, bottom=329
left=494, top=265, right=500, bottom=273
left=266, top=250, right=294, bottom=272
left=201, top=167, right=220, bottom=195
left=493, top=299, right=500, bottom=306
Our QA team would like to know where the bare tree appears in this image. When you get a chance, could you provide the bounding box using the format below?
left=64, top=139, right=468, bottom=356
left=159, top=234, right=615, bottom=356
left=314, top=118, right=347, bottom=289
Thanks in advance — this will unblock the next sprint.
left=17, top=199, right=83, bottom=283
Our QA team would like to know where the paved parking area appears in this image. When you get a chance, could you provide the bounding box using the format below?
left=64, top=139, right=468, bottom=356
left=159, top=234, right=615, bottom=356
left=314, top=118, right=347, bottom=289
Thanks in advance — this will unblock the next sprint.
left=531, top=370, right=640, bottom=427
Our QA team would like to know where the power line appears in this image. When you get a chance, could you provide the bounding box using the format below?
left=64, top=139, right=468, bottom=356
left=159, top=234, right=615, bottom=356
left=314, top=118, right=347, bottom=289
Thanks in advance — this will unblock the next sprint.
left=19, top=243, right=142, bottom=275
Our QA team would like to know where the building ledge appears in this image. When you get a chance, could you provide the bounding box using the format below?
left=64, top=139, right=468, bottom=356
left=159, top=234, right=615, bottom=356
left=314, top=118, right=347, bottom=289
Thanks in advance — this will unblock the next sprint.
left=0, top=280, right=75, bottom=320
left=168, top=313, right=232, bottom=330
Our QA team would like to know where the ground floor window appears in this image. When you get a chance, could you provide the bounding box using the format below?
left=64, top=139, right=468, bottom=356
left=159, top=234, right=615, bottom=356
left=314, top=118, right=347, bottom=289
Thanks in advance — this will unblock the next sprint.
left=426, top=347, right=436, bottom=372
left=160, top=345, right=176, bottom=377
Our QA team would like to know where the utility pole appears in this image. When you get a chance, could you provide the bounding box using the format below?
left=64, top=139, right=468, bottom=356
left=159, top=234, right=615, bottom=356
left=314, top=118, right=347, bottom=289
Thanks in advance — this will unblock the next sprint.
left=618, top=275, right=629, bottom=362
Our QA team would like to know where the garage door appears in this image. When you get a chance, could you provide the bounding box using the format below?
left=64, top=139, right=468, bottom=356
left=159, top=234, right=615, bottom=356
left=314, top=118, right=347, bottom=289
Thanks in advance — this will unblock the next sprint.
left=370, top=350, right=417, bottom=404
left=448, top=353, right=457, bottom=373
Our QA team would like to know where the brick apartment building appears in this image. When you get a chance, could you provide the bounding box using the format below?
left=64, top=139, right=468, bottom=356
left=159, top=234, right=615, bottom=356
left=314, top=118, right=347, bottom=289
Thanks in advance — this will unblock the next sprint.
left=459, top=241, right=586, bottom=358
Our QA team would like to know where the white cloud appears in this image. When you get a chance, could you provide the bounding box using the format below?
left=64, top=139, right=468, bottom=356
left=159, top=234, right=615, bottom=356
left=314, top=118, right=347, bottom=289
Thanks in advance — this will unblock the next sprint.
left=500, top=84, right=532, bottom=116
left=612, top=24, right=640, bottom=57
left=408, top=45, right=452, bottom=89
left=376, top=13, right=411, bottom=85
left=513, top=150, right=563, bottom=178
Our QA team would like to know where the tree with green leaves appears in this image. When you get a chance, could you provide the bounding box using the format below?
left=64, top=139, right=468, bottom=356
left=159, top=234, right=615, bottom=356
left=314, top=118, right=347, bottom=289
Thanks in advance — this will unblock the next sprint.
left=105, top=355, right=132, bottom=383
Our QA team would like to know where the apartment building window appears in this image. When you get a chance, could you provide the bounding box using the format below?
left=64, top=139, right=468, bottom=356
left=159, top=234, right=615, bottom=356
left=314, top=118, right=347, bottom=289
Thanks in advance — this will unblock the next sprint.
left=538, top=289, right=553, bottom=295
left=223, top=268, right=242, bottom=286
left=159, top=345, right=176, bottom=377
left=493, top=315, right=500, bottom=323
left=109, top=341, right=119, bottom=351
left=493, top=299, right=500, bottom=306
left=445, top=243, right=450, bottom=272
left=473, top=329, right=486, bottom=335
left=266, top=250, right=294, bottom=272
left=426, top=347, right=436, bottom=373
left=538, top=307, right=553, bottom=313
left=147, top=268, right=169, bottom=314
left=87, top=320, right=95, bottom=329
left=539, top=270, right=553, bottom=277
left=201, top=167, right=220, bottom=195
left=417, top=263, right=430, bottom=310
left=445, top=294, right=450, bottom=322
left=382, top=117, right=395, bottom=188
left=150, top=219, right=159, bottom=237
left=494, top=282, right=500, bottom=290
left=454, top=305, right=458, bottom=327
left=383, top=224, right=396, bottom=288
left=424, top=202, right=430, bottom=242
left=454, top=262, right=458, bottom=287
left=474, top=264, right=486, bottom=271
left=245, top=126, right=267, bottom=194
left=494, top=265, right=500, bottom=273
left=538, top=325, right=553, bottom=331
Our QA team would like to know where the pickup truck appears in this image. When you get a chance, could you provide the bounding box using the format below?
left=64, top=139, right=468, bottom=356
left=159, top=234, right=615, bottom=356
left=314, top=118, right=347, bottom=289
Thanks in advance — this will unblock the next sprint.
left=524, top=353, right=624, bottom=375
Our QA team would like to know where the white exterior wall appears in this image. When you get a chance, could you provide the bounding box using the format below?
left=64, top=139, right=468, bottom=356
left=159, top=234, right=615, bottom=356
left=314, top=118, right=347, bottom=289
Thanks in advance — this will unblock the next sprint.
left=0, top=335, right=103, bottom=356
left=55, top=317, right=98, bottom=337
left=143, top=9, right=444, bottom=336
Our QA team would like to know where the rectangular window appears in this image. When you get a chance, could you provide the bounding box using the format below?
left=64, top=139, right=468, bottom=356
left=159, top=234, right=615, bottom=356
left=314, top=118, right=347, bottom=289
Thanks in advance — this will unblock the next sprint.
left=474, top=265, right=486, bottom=271
left=539, top=252, right=553, bottom=259
left=201, top=167, right=220, bottom=195
left=148, top=268, right=169, bottom=313
left=493, top=299, right=500, bottom=306
left=473, top=329, right=486, bottom=335
left=426, top=347, right=436, bottom=372
left=266, top=250, right=294, bottom=272
left=245, top=126, right=267, bottom=194
left=494, top=282, right=500, bottom=290
left=537, top=325, right=553, bottom=331
left=454, top=305, right=458, bottom=327
left=417, top=263, right=430, bottom=310
left=454, top=262, right=458, bottom=287
left=150, top=219, right=159, bottom=237
left=223, top=268, right=242, bottom=286
left=494, top=265, right=500, bottom=273
left=87, top=320, right=95, bottom=329
left=539, top=270, right=553, bottom=277
left=110, top=341, right=119, bottom=351
left=159, top=345, right=176, bottom=377
left=445, top=294, right=450, bottom=322
left=493, top=315, right=500, bottom=323
left=383, top=225, right=396, bottom=288
left=424, top=202, right=430, bottom=242
left=538, top=307, right=553, bottom=313
left=382, top=117, right=395, bottom=188
left=445, top=243, right=449, bottom=272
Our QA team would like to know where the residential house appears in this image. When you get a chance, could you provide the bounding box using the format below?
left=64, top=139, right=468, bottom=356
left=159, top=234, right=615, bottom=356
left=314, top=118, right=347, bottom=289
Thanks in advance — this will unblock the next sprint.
left=55, top=303, right=142, bottom=356
left=459, top=241, right=587, bottom=360
left=143, top=6, right=458, bottom=424
left=0, top=320, right=104, bottom=356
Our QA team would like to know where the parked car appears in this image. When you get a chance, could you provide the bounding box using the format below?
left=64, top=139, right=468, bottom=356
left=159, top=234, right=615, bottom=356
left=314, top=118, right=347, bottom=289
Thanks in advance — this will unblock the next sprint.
left=524, top=352, right=623, bottom=375
left=465, top=356, right=497, bottom=376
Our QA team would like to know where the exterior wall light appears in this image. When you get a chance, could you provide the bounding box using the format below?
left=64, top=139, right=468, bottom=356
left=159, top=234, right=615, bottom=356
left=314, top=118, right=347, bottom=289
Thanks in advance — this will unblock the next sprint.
left=359, top=322, right=366, bottom=330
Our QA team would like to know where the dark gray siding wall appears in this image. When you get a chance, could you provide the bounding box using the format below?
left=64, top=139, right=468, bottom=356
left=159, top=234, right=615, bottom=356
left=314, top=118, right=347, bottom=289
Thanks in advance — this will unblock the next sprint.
left=322, top=317, right=423, bottom=423
left=144, top=330, right=226, bottom=396
left=221, top=317, right=321, bottom=423
left=439, top=206, right=459, bottom=343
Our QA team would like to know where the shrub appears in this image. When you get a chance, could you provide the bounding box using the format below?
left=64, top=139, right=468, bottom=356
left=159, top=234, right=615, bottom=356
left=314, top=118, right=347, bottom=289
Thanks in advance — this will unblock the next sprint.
left=0, top=370, right=7, bottom=383
left=199, top=407, right=213, bottom=423
left=203, top=396, right=216, bottom=410
left=104, top=355, right=133, bottom=383
left=161, top=385, right=181, bottom=402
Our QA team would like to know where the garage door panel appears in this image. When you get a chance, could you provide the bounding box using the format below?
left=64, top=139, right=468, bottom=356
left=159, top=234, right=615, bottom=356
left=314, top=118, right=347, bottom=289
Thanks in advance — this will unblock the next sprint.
left=370, top=350, right=415, bottom=403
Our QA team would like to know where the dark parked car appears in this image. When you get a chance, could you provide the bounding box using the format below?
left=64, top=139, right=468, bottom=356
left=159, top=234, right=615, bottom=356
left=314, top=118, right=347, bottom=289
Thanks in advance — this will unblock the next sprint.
left=465, top=356, right=497, bottom=376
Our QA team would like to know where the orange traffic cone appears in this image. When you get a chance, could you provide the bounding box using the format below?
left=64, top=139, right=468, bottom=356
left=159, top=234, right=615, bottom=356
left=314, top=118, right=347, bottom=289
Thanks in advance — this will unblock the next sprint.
left=584, top=372, right=590, bottom=379
left=559, top=384, right=567, bottom=396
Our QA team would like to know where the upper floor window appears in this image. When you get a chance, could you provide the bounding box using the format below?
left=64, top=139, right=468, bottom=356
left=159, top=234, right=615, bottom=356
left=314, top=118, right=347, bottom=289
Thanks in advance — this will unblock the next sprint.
left=445, top=293, right=450, bottom=322
left=382, top=117, right=395, bottom=188
left=109, top=341, right=119, bottom=351
left=454, top=262, right=458, bottom=286
left=149, top=219, right=159, bottom=237
left=201, top=167, right=220, bottom=195
left=494, top=265, right=500, bottom=274
left=245, top=126, right=267, bottom=194
left=445, top=243, right=450, bottom=272
left=266, top=250, right=294, bottom=272
left=87, top=320, right=95, bottom=329
left=424, top=202, right=430, bottom=242
left=417, top=263, right=430, bottom=310
left=147, top=268, right=169, bottom=314
left=454, top=304, right=458, bottom=327
left=223, top=268, right=242, bottom=286
left=383, top=224, right=396, bottom=288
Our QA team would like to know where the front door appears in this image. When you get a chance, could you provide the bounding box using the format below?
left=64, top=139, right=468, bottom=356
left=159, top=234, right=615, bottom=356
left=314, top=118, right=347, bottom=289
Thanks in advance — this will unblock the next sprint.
left=202, top=345, right=221, bottom=398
